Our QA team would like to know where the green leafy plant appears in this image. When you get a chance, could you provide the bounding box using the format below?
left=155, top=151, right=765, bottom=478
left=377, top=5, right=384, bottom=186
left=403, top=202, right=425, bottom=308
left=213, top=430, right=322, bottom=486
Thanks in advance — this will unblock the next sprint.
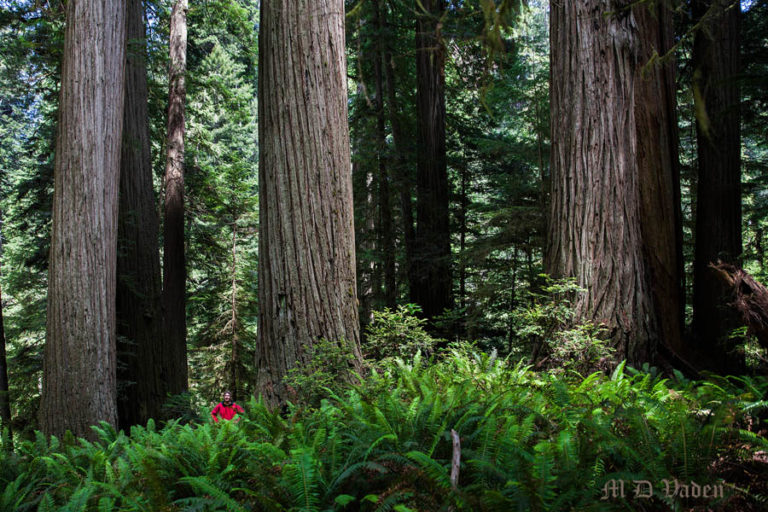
left=364, top=304, right=440, bottom=363
left=513, top=276, right=616, bottom=373
left=284, top=337, right=360, bottom=407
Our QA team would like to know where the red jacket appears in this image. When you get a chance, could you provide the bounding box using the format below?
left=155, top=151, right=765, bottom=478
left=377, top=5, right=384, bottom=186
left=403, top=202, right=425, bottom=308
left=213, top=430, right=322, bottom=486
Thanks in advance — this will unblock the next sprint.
left=211, top=401, right=244, bottom=422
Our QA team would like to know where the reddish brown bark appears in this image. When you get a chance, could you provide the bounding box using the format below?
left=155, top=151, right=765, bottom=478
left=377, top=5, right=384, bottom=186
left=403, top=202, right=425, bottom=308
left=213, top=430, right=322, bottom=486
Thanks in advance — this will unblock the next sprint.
left=162, top=0, right=189, bottom=398
left=547, top=1, right=682, bottom=364
left=256, top=0, right=363, bottom=405
left=116, top=0, right=165, bottom=428
left=635, top=3, right=685, bottom=355
left=40, top=0, right=126, bottom=438
left=413, top=0, right=453, bottom=322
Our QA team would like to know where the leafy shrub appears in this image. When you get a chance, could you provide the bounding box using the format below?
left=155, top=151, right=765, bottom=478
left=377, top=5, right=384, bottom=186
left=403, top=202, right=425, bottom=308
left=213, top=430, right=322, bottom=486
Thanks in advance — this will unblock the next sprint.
left=364, top=304, right=440, bottom=362
left=283, top=337, right=360, bottom=407
left=514, top=276, right=617, bottom=372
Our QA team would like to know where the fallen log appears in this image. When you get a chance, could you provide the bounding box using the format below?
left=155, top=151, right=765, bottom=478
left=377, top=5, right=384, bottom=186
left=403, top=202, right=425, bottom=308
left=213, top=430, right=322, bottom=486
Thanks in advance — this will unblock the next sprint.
left=710, top=262, right=768, bottom=352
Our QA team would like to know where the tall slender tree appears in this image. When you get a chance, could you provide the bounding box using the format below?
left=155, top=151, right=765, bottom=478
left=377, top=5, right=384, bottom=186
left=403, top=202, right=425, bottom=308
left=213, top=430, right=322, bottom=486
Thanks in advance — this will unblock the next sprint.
left=162, top=0, right=190, bottom=397
left=116, top=0, right=165, bottom=428
left=692, top=0, right=743, bottom=372
left=382, top=20, right=416, bottom=304
left=0, top=250, right=12, bottom=449
left=39, top=0, right=126, bottom=438
left=372, top=0, right=396, bottom=309
left=412, top=0, right=453, bottom=322
left=256, top=0, right=363, bottom=405
left=546, top=1, right=682, bottom=364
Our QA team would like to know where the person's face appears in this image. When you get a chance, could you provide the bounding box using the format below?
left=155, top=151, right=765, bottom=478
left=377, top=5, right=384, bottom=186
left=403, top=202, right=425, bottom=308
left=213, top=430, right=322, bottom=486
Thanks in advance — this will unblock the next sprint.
left=223, top=393, right=232, bottom=402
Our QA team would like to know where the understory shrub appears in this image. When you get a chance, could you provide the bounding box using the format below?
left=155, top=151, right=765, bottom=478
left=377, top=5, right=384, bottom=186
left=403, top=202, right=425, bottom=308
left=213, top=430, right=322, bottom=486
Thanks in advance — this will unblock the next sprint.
left=514, top=276, right=618, bottom=373
left=364, top=304, right=440, bottom=362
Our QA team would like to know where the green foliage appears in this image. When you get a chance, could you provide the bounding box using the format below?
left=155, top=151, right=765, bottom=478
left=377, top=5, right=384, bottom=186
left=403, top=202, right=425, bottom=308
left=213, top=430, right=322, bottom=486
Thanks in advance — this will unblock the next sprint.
left=364, top=304, right=440, bottom=362
left=730, top=326, right=768, bottom=372
left=183, top=0, right=259, bottom=402
left=0, top=0, right=63, bottom=437
left=512, top=276, right=616, bottom=373
left=2, top=350, right=766, bottom=511
left=283, top=338, right=360, bottom=408
left=513, top=276, right=582, bottom=342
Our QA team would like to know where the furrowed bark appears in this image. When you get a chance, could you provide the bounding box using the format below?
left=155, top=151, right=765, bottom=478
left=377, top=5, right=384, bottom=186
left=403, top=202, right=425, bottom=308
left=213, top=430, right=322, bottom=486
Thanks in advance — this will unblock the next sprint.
left=257, top=0, right=363, bottom=405
left=162, top=0, right=190, bottom=399
left=117, top=0, right=165, bottom=428
left=40, top=0, right=126, bottom=439
left=547, top=1, right=681, bottom=364
left=412, top=0, right=453, bottom=322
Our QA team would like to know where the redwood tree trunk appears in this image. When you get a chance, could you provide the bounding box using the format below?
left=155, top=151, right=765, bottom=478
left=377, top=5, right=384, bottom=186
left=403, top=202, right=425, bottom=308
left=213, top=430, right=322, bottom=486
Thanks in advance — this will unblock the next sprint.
left=373, top=0, right=396, bottom=309
left=39, top=0, right=125, bottom=438
left=547, top=1, right=681, bottom=364
left=117, top=0, right=165, bottom=428
left=257, top=0, right=363, bottom=405
left=352, top=21, right=376, bottom=330
left=162, top=0, right=189, bottom=397
left=634, top=3, right=685, bottom=355
left=383, top=42, right=416, bottom=300
left=692, top=0, right=743, bottom=373
left=412, top=0, right=452, bottom=321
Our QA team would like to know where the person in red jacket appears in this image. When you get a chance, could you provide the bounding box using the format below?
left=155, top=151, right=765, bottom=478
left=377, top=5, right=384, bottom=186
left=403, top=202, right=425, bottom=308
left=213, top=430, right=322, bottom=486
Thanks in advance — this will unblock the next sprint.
left=211, top=391, right=244, bottom=422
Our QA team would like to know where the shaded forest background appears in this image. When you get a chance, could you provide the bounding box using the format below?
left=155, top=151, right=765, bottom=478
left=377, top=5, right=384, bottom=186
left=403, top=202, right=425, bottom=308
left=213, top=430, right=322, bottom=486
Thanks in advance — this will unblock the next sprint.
left=0, top=0, right=767, bottom=439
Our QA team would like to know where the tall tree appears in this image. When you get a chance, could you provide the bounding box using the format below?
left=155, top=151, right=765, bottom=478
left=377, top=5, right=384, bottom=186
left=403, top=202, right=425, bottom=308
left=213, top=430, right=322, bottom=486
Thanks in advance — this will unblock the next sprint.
left=692, top=0, right=743, bottom=372
left=412, top=0, right=453, bottom=322
left=381, top=13, right=416, bottom=306
left=162, top=0, right=190, bottom=397
left=546, top=1, right=682, bottom=364
left=350, top=14, right=378, bottom=329
left=256, top=0, right=363, bottom=405
left=635, top=3, right=685, bottom=356
left=116, top=0, right=165, bottom=428
left=372, top=0, right=396, bottom=309
left=0, top=250, right=11, bottom=449
left=39, top=0, right=126, bottom=438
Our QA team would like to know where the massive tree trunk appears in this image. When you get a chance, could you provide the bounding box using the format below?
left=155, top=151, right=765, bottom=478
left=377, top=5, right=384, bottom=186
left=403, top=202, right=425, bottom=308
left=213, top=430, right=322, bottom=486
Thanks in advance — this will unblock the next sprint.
left=39, top=0, right=125, bottom=438
left=547, top=1, right=682, bottom=365
left=116, top=0, right=165, bottom=428
left=162, top=0, right=189, bottom=397
left=412, top=0, right=452, bottom=321
left=634, top=3, right=685, bottom=355
left=692, top=0, right=743, bottom=373
left=256, top=0, right=363, bottom=405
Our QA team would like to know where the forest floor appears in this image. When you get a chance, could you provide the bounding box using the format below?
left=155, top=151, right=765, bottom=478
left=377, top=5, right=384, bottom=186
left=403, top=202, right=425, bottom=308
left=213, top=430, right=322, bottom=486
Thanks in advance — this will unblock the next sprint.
left=1, top=348, right=767, bottom=511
